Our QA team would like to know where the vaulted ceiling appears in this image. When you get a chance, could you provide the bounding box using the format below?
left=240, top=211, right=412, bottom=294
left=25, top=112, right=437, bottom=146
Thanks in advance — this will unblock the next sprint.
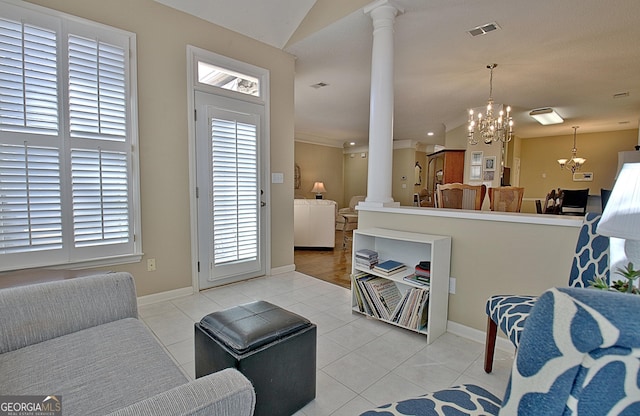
left=156, top=0, right=640, bottom=148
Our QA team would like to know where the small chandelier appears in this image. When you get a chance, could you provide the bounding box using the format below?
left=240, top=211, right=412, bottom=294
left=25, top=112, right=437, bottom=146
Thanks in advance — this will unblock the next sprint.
left=557, top=126, right=586, bottom=173
left=468, top=64, right=514, bottom=145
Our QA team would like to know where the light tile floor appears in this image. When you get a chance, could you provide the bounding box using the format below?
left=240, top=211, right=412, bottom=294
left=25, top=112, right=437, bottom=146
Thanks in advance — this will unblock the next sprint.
left=138, top=271, right=514, bottom=416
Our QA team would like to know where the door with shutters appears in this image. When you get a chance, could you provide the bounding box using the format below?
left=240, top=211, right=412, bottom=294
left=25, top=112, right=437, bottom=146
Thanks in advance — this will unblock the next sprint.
left=195, top=91, right=265, bottom=289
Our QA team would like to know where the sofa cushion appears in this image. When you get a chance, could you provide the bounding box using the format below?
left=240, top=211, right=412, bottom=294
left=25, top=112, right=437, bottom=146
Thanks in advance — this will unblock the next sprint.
left=0, top=318, right=188, bottom=416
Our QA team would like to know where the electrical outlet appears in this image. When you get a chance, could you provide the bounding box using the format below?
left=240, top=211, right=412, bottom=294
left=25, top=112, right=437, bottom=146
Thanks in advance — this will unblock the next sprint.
left=449, top=277, right=456, bottom=294
left=147, top=258, right=156, bottom=272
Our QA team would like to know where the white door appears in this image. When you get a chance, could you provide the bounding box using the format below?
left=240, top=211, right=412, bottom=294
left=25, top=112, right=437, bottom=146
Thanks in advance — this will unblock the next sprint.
left=195, top=91, right=266, bottom=289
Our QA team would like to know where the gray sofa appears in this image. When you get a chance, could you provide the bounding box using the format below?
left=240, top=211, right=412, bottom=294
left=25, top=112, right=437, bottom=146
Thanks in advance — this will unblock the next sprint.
left=0, top=272, right=255, bottom=416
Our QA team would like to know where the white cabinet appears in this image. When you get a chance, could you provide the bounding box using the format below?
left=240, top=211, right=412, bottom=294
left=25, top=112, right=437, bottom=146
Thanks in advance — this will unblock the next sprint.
left=293, top=199, right=336, bottom=248
left=351, top=228, right=451, bottom=344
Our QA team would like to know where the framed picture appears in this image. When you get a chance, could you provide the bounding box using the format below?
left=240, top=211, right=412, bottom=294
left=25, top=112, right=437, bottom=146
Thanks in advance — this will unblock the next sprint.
left=484, top=156, right=496, bottom=171
left=470, top=165, right=482, bottom=180
left=471, top=151, right=483, bottom=166
left=483, top=170, right=495, bottom=181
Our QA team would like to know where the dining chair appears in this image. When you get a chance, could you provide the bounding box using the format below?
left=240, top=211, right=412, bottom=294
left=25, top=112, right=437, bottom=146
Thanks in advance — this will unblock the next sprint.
left=488, top=187, right=524, bottom=212
left=484, top=212, right=610, bottom=373
left=436, top=183, right=486, bottom=210
left=362, top=287, right=640, bottom=416
left=559, top=188, right=589, bottom=215
left=537, top=188, right=562, bottom=214
left=601, top=188, right=612, bottom=211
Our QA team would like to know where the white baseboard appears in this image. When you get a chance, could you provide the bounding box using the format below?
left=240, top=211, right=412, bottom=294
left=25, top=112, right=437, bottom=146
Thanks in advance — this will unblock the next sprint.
left=137, top=286, right=194, bottom=306
left=447, top=320, right=515, bottom=354
left=270, top=264, right=296, bottom=275
left=138, top=265, right=297, bottom=306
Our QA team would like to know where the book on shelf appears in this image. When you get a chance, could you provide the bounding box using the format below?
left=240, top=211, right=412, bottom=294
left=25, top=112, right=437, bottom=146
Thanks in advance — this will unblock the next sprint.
left=352, top=273, right=376, bottom=316
left=355, top=257, right=377, bottom=269
left=353, top=272, right=430, bottom=331
left=403, top=274, right=430, bottom=287
left=355, top=249, right=378, bottom=260
left=415, top=264, right=431, bottom=278
left=391, top=287, right=429, bottom=330
left=352, top=273, right=402, bottom=320
left=373, top=259, right=406, bottom=276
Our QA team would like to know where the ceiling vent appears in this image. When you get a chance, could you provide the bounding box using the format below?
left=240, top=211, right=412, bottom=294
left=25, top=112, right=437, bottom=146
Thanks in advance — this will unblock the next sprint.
left=310, top=82, right=328, bottom=89
left=468, top=22, right=501, bottom=37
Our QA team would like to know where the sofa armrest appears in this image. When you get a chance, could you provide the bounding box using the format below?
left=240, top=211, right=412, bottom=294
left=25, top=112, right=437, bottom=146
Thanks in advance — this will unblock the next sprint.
left=106, top=369, right=255, bottom=416
left=0, top=272, right=137, bottom=354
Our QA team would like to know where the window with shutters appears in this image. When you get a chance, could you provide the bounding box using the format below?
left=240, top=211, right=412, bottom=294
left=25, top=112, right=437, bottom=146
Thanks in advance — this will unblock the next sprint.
left=0, top=1, right=140, bottom=271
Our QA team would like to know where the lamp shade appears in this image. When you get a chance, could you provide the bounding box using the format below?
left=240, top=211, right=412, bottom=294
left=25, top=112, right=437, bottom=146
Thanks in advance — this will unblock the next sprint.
left=597, top=163, right=640, bottom=240
left=311, top=182, right=326, bottom=194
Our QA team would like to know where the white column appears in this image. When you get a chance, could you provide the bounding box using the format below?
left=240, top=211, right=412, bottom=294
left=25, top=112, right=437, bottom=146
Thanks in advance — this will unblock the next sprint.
left=361, top=0, right=402, bottom=207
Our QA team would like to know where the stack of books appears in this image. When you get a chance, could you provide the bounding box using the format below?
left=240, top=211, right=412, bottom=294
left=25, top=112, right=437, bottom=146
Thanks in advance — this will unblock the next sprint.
left=390, top=287, right=429, bottom=330
left=373, top=259, right=406, bottom=276
left=352, top=273, right=402, bottom=320
left=355, top=249, right=378, bottom=269
left=413, top=261, right=431, bottom=284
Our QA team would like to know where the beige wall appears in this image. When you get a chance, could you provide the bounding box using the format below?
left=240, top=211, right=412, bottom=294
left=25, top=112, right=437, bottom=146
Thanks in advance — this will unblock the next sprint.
left=519, top=129, right=637, bottom=213
left=294, top=142, right=344, bottom=205
left=445, top=124, right=469, bottom=149
left=392, top=148, right=418, bottom=206
left=343, top=150, right=368, bottom=206
left=358, top=209, right=580, bottom=333
left=28, top=0, right=296, bottom=296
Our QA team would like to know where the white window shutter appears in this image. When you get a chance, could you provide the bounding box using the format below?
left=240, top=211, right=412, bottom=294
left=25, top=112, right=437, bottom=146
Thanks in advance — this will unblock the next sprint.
left=0, top=18, right=58, bottom=134
left=71, top=148, right=129, bottom=247
left=211, top=117, right=258, bottom=265
left=68, top=34, right=126, bottom=141
left=0, top=143, right=62, bottom=254
left=0, top=3, right=139, bottom=270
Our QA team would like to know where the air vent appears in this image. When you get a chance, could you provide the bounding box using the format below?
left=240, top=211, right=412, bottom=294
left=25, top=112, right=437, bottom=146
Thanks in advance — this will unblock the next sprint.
left=310, top=82, right=328, bottom=89
left=468, top=22, right=501, bottom=37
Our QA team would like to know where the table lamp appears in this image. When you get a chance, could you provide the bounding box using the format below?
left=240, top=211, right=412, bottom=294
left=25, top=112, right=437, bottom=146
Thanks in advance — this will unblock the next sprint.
left=597, top=163, right=640, bottom=271
left=311, top=181, right=327, bottom=199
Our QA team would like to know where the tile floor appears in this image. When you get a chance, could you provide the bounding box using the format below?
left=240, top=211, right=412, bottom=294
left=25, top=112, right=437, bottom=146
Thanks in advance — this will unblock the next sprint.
left=138, top=271, right=514, bottom=416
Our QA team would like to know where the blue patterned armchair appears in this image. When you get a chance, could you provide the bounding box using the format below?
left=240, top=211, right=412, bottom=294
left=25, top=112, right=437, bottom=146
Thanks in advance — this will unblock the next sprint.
left=361, top=287, right=640, bottom=415
left=484, top=212, right=610, bottom=373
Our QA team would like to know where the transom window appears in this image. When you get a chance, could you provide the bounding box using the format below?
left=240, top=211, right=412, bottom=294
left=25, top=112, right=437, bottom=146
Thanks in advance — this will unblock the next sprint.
left=197, top=61, right=260, bottom=97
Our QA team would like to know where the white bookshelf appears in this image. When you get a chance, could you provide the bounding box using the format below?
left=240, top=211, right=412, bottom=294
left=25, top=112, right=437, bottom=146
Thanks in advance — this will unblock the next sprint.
left=351, top=227, right=451, bottom=344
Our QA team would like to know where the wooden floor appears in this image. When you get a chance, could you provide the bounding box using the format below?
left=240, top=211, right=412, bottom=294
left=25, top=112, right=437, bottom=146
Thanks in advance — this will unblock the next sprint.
left=294, top=231, right=352, bottom=289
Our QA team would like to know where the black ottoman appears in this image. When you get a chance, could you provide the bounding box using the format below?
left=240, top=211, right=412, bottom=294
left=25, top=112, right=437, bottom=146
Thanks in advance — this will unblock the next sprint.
left=195, top=301, right=316, bottom=416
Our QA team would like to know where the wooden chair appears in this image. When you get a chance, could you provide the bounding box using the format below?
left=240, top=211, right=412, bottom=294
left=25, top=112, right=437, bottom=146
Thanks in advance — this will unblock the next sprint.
left=488, top=186, right=524, bottom=212
left=536, top=188, right=562, bottom=214
left=435, top=183, right=486, bottom=210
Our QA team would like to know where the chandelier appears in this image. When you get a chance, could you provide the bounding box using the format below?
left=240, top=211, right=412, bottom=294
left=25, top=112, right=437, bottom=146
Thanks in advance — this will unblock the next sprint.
left=557, top=126, right=586, bottom=173
left=468, top=64, right=514, bottom=145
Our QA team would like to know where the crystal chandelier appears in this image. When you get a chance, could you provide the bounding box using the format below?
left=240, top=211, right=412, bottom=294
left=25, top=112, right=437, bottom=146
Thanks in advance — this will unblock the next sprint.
left=468, top=64, right=514, bottom=145
left=557, top=126, right=586, bottom=173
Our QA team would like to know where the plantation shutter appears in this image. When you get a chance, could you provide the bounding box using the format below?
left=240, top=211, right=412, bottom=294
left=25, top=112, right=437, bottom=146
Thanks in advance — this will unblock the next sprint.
left=0, top=2, right=139, bottom=270
left=68, top=35, right=126, bottom=141
left=68, top=34, right=130, bottom=249
left=211, top=116, right=258, bottom=265
left=0, top=18, right=58, bottom=134
left=0, top=143, right=62, bottom=254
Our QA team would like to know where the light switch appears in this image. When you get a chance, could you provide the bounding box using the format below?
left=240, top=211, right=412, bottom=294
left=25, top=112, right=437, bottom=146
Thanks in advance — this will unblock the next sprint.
left=271, top=172, right=284, bottom=183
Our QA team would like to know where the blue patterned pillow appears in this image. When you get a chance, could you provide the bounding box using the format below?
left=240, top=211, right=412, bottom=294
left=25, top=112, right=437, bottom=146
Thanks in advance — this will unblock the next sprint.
left=499, top=288, right=640, bottom=415
left=567, top=213, right=610, bottom=287
left=361, top=384, right=501, bottom=416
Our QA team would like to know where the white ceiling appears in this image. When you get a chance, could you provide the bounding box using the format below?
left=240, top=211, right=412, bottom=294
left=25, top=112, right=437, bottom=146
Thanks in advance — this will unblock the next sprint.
left=157, top=0, right=640, bottom=148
